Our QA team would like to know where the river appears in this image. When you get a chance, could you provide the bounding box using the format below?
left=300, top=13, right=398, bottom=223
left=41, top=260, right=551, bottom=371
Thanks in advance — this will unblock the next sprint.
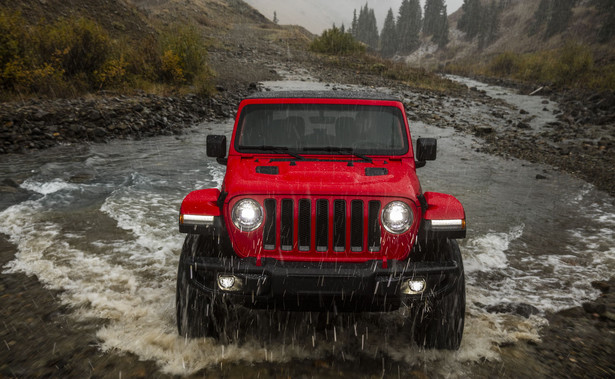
left=1, top=76, right=614, bottom=376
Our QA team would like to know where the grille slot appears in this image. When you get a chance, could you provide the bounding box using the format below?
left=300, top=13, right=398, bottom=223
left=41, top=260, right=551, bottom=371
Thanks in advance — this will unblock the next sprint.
left=316, top=200, right=329, bottom=252
left=280, top=199, right=293, bottom=250
left=298, top=199, right=311, bottom=251
left=333, top=200, right=346, bottom=252
left=263, top=199, right=276, bottom=250
left=350, top=200, right=363, bottom=252
left=368, top=200, right=382, bottom=251
left=262, top=198, right=381, bottom=254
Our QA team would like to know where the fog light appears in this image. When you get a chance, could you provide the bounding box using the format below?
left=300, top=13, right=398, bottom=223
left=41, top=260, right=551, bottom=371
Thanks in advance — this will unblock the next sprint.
left=401, top=278, right=426, bottom=294
left=217, top=274, right=243, bottom=291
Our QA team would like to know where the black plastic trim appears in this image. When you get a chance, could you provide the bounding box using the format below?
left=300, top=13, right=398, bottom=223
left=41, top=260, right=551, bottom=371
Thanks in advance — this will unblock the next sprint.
left=256, top=166, right=279, bottom=175
left=365, top=167, right=388, bottom=176
left=179, top=255, right=462, bottom=311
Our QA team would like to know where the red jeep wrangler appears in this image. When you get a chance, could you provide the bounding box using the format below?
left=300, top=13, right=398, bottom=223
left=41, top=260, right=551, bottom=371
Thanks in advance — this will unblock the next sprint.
left=177, top=91, right=466, bottom=349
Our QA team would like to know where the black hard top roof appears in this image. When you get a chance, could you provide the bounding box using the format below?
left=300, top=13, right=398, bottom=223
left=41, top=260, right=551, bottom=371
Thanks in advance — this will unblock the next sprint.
left=246, top=90, right=400, bottom=102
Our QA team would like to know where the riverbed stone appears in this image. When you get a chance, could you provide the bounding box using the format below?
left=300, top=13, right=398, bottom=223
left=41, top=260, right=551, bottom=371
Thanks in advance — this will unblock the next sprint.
left=0, top=92, right=238, bottom=155
left=582, top=302, right=607, bottom=315
left=486, top=302, right=541, bottom=318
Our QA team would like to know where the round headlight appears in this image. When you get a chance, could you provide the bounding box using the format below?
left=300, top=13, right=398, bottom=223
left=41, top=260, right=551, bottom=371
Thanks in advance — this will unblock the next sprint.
left=231, top=199, right=263, bottom=232
left=381, top=201, right=413, bottom=234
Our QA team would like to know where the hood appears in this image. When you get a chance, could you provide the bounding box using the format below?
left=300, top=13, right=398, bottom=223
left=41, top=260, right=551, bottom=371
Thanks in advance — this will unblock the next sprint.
left=223, top=156, right=421, bottom=200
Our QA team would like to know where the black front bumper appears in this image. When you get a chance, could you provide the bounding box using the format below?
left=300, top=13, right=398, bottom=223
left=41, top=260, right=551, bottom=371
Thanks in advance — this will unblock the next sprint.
left=181, top=255, right=462, bottom=312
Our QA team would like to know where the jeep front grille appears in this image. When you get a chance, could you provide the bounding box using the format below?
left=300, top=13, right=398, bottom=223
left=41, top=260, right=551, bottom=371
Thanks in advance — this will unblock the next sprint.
left=262, top=198, right=381, bottom=253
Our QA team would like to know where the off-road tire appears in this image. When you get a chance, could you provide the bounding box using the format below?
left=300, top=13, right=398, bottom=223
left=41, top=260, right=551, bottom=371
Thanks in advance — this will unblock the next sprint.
left=176, top=234, right=228, bottom=339
left=413, top=238, right=466, bottom=350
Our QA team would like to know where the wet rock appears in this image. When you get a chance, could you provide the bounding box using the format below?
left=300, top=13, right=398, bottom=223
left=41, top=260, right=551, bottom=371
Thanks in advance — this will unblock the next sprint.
left=491, top=111, right=505, bottom=118
left=33, top=110, right=52, bottom=121
left=591, top=281, right=611, bottom=294
left=582, top=302, right=606, bottom=315
left=554, top=306, right=586, bottom=318
left=536, top=174, right=548, bottom=180
left=0, top=185, right=19, bottom=193
left=0, top=92, right=235, bottom=154
left=68, top=173, right=95, bottom=183
left=474, top=126, right=494, bottom=136
left=486, top=302, right=541, bottom=318
left=2, top=178, right=20, bottom=188
left=516, top=122, right=531, bottom=129
left=93, top=127, right=107, bottom=138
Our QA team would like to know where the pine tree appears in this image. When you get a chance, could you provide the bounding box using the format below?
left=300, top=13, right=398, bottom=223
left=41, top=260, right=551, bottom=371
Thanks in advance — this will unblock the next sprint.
left=434, top=5, right=449, bottom=48
left=424, top=0, right=446, bottom=37
left=458, top=0, right=483, bottom=39
left=356, top=4, right=366, bottom=42
left=273, top=11, right=278, bottom=24
left=356, top=3, right=379, bottom=49
left=380, top=8, right=398, bottom=57
left=351, top=9, right=358, bottom=38
left=397, top=0, right=422, bottom=54
left=367, top=8, right=379, bottom=49
left=356, top=3, right=379, bottom=50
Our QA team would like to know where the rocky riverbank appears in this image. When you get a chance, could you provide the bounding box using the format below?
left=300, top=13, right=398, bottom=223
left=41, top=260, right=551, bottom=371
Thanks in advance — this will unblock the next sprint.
left=0, top=89, right=257, bottom=155
left=465, top=77, right=615, bottom=197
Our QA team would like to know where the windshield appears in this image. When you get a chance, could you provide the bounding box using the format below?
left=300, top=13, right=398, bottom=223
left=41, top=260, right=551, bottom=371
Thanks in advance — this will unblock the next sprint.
left=235, top=103, right=408, bottom=155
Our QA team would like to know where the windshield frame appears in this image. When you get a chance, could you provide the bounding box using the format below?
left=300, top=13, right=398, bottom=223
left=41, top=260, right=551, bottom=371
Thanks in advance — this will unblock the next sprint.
left=231, top=98, right=411, bottom=157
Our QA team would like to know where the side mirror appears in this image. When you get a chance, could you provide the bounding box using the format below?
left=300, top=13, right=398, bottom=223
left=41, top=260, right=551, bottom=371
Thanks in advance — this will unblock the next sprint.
left=207, top=135, right=227, bottom=165
left=415, top=138, right=437, bottom=168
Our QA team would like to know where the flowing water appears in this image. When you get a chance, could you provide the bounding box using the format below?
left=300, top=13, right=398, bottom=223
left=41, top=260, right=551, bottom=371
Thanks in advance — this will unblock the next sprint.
left=445, top=74, right=560, bottom=132
left=1, top=78, right=614, bottom=376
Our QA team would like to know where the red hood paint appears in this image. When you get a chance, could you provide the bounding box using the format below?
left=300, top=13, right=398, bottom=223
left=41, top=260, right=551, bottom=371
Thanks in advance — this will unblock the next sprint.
left=222, top=156, right=421, bottom=200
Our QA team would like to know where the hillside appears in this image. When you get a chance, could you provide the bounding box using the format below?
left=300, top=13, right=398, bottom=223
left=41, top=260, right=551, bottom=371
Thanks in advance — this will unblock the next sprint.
left=407, top=0, right=615, bottom=69
left=1, top=0, right=275, bottom=41
left=0, top=0, right=313, bottom=93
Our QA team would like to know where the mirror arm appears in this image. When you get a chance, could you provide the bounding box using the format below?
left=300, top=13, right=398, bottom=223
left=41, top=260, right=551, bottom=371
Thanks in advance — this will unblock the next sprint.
left=415, top=160, right=426, bottom=168
left=216, top=157, right=228, bottom=165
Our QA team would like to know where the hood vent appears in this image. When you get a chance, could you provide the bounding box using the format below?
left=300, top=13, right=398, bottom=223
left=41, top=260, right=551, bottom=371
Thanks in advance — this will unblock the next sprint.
left=256, top=166, right=279, bottom=175
left=365, top=167, right=388, bottom=176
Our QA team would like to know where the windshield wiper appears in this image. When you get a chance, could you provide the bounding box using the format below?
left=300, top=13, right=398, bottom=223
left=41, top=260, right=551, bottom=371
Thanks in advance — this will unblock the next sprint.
left=302, top=147, right=373, bottom=164
left=241, top=145, right=305, bottom=161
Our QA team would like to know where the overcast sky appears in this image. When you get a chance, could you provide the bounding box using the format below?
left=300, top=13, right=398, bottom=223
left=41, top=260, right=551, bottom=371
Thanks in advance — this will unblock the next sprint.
left=245, top=0, right=465, bottom=34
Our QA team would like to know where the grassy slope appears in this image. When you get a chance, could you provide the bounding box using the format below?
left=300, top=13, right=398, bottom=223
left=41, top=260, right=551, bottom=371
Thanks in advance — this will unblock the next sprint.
left=0, top=0, right=315, bottom=95
left=417, top=0, right=614, bottom=75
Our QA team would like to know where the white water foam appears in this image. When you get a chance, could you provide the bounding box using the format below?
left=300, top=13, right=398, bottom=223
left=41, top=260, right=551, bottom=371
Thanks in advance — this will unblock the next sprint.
left=464, top=224, right=524, bottom=273
left=20, top=178, right=80, bottom=195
